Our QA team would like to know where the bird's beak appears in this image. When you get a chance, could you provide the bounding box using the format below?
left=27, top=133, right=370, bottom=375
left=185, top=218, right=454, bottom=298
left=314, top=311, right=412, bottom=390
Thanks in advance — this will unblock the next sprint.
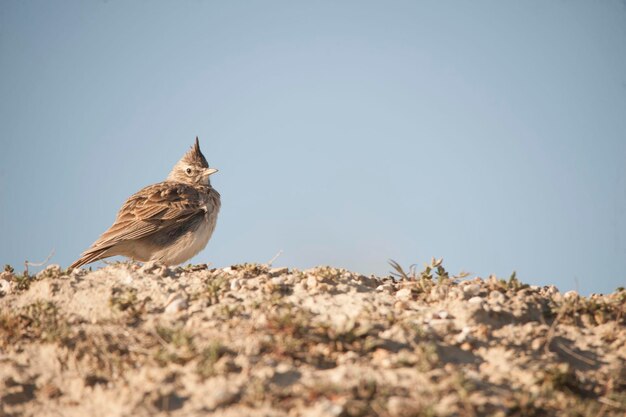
left=202, top=167, right=218, bottom=183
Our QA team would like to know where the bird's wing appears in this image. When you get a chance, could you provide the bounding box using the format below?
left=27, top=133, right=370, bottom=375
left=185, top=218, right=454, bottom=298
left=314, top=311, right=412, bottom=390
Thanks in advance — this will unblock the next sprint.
left=84, top=182, right=205, bottom=252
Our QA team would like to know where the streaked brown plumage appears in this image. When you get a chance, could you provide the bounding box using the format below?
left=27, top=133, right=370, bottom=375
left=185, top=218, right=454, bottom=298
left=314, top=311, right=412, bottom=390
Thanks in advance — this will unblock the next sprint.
left=70, top=137, right=221, bottom=269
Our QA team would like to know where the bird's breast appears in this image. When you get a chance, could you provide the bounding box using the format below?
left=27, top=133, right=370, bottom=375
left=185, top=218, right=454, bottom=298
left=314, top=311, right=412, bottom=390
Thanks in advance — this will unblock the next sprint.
left=154, top=189, right=220, bottom=265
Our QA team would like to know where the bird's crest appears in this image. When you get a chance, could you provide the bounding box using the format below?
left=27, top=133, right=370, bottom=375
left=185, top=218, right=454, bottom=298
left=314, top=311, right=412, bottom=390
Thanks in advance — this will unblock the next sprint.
left=182, top=136, right=209, bottom=168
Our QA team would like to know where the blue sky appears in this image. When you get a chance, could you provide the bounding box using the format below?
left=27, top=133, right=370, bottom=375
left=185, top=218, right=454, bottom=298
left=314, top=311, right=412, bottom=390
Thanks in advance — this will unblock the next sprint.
left=1, top=1, right=625, bottom=294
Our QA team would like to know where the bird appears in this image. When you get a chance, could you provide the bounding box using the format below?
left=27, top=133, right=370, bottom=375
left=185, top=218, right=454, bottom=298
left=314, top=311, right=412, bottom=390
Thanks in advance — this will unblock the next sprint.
left=70, top=137, right=221, bottom=269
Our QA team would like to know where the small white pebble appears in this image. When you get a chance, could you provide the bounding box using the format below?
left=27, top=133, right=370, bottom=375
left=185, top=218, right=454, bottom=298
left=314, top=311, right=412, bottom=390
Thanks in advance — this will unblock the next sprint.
left=120, top=270, right=134, bottom=285
left=164, top=294, right=188, bottom=313
left=306, top=275, right=317, bottom=289
left=455, top=326, right=472, bottom=344
left=428, top=318, right=452, bottom=335
left=531, top=337, right=545, bottom=351
left=489, top=290, right=505, bottom=303
left=468, top=296, right=483, bottom=305
left=395, top=288, right=412, bottom=300
left=376, top=284, right=393, bottom=293
left=463, top=284, right=481, bottom=297
left=271, top=276, right=285, bottom=285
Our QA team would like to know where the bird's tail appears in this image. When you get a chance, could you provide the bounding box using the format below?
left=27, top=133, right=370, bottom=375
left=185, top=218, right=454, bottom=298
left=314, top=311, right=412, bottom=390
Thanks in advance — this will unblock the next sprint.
left=69, top=247, right=113, bottom=269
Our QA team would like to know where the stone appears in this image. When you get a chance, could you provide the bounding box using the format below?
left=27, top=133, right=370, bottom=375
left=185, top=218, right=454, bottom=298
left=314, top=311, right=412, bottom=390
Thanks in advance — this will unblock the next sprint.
left=303, top=399, right=343, bottom=417
left=376, top=283, right=394, bottom=293
left=269, top=267, right=289, bottom=277
left=396, top=288, right=412, bottom=300
left=0, top=278, right=11, bottom=295
left=270, top=276, right=285, bottom=285
left=468, top=296, right=484, bottom=306
left=489, top=291, right=505, bottom=304
left=204, top=385, right=239, bottom=410
left=463, top=284, right=481, bottom=298
left=428, top=319, right=453, bottom=335
left=455, top=326, right=472, bottom=344
left=164, top=293, right=188, bottom=313
left=230, top=279, right=241, bottom=290
left=306, top=275, right=318, bottom=289
left=358, top=275, right=379, bottom=288
left=387, top=396, right=422, bottom=417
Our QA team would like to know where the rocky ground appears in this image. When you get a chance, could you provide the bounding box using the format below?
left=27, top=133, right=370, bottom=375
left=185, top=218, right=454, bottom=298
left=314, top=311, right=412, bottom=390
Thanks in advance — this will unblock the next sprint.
left=0, top=260, right=624, bottom=417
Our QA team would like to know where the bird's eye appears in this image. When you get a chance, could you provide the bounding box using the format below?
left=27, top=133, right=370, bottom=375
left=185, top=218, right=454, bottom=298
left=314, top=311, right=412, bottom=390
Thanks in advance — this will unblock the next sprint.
left=185, top=168, right=192, bottom=175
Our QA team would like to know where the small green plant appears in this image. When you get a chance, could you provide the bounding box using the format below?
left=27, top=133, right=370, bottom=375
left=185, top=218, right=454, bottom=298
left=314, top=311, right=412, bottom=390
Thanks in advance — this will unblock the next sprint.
left=13, top=274, right=31, bottom=291
left=154, top=325, right=196, bottom=365
left=389, top=258, right=464, bottom=296
left=414, top=342, right=439, bottom=372
left=22, top=300, right=69, bottom=343
left=71, top=328, right=136, bottom=381
left=231, top=263, right=268, bottom=278
left=183, top=263, right=209, bottom=272
left=485, top=271, right=530, bottom=294
left=314, top=266, right=343, bottom=282
left=316, top=320, right=378, bottom=354
left=0, top=310, right=23, bottom=347
left=541, top=363, right=583, bottom=395
left=389, top=258, right=466, bottom=283
left=260, top=303, right=325, bottom=364
left=218, top=304, right=242, bottom=319
left=388, top=259, right=418, bottom=281
left=204, top=273, right=228, bottom=305
left=37, top=265, right=64, bottom=280
left=2, top=264, right=66, bottom=292
left=265, top=304, right=311, bottom=339
left=264, top=281, right=293, bottom=297
left=109, top=286, right=147, bottom=325
left=507, top=271, right=527, bottom=291
left=109, top=287, right=139, bottom=311
left=197, top=341, right=228, bottom=378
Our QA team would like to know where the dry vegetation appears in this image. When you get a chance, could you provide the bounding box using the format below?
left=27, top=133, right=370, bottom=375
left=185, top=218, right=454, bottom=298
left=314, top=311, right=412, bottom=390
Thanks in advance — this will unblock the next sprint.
left=0, top=260, right=624, bottom=417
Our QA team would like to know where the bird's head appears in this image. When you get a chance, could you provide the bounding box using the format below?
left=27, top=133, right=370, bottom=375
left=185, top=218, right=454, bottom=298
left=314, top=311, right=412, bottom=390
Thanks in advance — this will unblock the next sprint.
left=167, top=137, right=218, bottom=186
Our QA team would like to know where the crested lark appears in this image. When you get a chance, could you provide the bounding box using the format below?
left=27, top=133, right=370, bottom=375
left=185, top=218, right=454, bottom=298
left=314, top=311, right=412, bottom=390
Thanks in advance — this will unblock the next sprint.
left=70, top=137, right=221, bottom=269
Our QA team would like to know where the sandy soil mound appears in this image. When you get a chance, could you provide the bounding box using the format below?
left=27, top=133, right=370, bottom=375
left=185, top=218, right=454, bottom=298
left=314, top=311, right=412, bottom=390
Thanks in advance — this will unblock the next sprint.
left=1, top=261, right=624, bottom=416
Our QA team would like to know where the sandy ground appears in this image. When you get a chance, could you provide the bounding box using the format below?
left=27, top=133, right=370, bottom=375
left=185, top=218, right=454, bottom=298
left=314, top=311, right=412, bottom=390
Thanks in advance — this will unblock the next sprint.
left=0, top=261, right=624, bottom=417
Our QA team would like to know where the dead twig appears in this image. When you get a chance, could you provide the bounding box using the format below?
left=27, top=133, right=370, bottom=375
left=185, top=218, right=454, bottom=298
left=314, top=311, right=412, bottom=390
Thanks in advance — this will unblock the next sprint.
left=267, top=250, right=283, bottom=267
left=598, top=396, right=624, bottom=410
left=544, top=300, right=570, bottom=356
left=555, top=341, right=598, bottom=368
left=24, top=249, right=55, bottom=276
